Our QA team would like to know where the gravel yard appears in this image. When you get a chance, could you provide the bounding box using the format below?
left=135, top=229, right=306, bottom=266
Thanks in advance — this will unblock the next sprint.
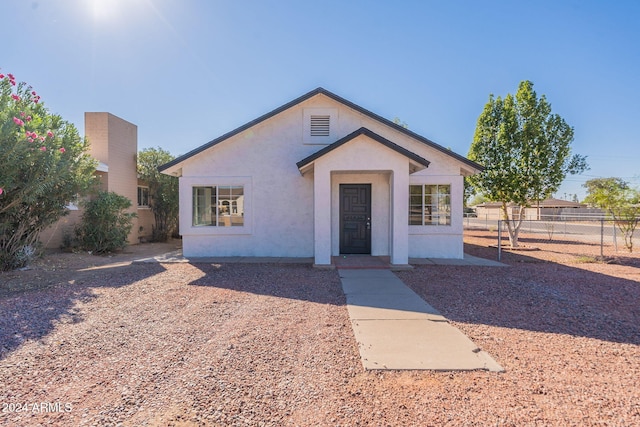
left=1, top=233, right=639, bottom=426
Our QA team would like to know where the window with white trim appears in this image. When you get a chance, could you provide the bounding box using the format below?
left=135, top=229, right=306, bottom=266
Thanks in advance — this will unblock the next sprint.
left=409, top=184, right=451, bottom=226
left=192, top=186, right=244, bottom=227
left=138, top=186, right=150, bottom=208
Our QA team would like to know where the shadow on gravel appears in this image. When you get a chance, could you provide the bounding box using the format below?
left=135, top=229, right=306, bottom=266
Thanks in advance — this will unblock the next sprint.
left=0, top=262, right=166, bottom=360
left=397, top=243, right=640, bottom=346
left=188, top=262, right=346, bottom=306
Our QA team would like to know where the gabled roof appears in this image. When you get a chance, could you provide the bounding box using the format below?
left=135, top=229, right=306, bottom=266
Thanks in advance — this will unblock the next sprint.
left=159, top=87, right=483, bottom=174
left=296, top=127, right=430, bottom=175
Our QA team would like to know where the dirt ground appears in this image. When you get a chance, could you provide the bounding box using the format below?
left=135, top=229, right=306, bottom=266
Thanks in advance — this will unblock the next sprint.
left=0, top=241, right=183, bottom=297
left=0, top=233, right=638, bottom=426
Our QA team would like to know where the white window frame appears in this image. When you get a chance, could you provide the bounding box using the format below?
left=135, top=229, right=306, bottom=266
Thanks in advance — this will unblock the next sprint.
left=137, top=186, right=150, bottom=208
left=180, top=176, right=252, bottom=236
left=409, top=184, right=451, bottom=226
left=192, top=185, right=245, bottom=227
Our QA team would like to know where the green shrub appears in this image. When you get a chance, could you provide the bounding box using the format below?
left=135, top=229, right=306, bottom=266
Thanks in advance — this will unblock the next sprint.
left=76, top=191, right=136, bottom=254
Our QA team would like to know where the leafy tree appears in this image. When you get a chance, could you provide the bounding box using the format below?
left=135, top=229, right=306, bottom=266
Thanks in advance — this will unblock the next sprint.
left=392, top=117, right=409, bottom=129
left=583, top=178, right=640, bottom=252
left=468, top=192, right=487, bottom=207
left=467, top=80, right=587, bottom=247
left=137, top=147, right=178, bottom=242
left=0, top=71, right=96, bottom=270
left=75, top=191, right=136, bottom=253
left=463, top=178, right=474, bottom=208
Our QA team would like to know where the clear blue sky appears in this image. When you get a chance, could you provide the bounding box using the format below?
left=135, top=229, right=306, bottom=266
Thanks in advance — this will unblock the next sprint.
left=3, top=0, right=639, bottom=201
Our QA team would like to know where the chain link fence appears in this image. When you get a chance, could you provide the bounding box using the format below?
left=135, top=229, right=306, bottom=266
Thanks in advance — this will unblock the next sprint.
left=464, top=214, right=640, bottom=260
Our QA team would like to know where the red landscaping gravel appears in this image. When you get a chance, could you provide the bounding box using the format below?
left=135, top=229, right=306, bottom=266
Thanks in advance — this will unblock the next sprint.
left=0, top=234, right=639, bottom=426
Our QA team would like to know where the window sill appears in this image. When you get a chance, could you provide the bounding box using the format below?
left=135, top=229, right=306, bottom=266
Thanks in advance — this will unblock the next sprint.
left=184, top=225, right=252, bottom=236
left=409, top=225, right=454, bottom=235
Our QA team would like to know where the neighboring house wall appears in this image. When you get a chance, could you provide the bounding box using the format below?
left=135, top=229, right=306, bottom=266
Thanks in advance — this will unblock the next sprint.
left=474, top=204, right=505, bottom=220
left=167, top=89, right=479, bottom=263
left=474, top=199, right=603, bottom=221
left=40, top=113, right=154, bottom=248
left=38, top=209, right=82, bottom=249
left=86, top=112, right=140, bottom=245
left=559, top=208, right=605, bottom=220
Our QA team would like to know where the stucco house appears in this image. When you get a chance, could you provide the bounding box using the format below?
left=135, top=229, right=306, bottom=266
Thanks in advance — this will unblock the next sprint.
left=159, top=88, right=482, bottom=268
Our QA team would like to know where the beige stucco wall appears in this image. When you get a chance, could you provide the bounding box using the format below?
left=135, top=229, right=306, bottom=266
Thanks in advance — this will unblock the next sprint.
left=86, top=113, right=140, bottom=245
left=38, top=209, right=82, bottom=249
left=136, top=206, right=154, bottom=242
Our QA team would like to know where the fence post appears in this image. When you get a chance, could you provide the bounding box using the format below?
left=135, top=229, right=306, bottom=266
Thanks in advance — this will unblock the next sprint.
left=498, top=220, right=502, bottom=261
left=600, top=218, right=604, bottom=258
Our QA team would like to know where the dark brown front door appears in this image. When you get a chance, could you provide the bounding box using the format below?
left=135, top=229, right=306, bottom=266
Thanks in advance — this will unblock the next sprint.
left=340, top=184, right=371, bottom=254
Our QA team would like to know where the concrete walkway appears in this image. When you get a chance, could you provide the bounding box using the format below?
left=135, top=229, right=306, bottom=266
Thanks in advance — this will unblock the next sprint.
left=340, top=269, right=504, bottom=371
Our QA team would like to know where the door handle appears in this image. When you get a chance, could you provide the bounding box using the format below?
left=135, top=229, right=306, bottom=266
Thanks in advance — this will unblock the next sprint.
left=366, top=217, right=371, bottom=230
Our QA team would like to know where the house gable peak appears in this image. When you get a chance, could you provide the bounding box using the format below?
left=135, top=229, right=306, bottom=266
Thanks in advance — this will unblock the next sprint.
left=159, top=87, right=482, bottom=175
left=296, top=127, right=430, bottom=175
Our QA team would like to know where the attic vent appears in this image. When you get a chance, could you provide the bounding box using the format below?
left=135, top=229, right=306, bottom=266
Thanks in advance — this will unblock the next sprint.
left=310, top=115, right=330, bottom=137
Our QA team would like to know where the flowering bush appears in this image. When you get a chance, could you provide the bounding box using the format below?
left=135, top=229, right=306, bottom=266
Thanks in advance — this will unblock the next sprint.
left=0, top=70, right=96, bottom=270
